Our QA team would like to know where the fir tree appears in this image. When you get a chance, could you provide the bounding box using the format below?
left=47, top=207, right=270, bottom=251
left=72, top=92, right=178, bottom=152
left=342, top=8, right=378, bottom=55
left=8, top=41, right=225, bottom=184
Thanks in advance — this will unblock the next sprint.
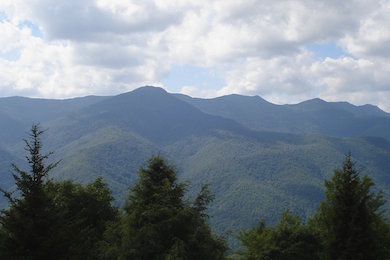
left=310, top=153, right=390, bottom=259
left=119, top=156, right=226, bottom=259
left=0, top=124, right=60, bottom=259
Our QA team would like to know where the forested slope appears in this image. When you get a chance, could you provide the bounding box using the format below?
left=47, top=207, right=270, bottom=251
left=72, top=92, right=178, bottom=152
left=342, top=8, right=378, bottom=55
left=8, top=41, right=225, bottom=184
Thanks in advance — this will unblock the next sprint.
left=1, top=86, right=390, bottom=248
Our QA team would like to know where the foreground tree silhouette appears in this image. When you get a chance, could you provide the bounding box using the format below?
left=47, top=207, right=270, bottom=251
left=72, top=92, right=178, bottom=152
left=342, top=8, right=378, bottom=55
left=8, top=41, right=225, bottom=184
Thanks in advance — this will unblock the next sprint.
left=310, top=153, right=390, bottom=259
left=0, top=125, right=60, bottom=259
left=119, top=156, right=226, bottom=259
left=47, top=177, right=118, bottom=259
left=239, top=210, right=321, bottom=259
left=0, top=125, right=118, bottom=259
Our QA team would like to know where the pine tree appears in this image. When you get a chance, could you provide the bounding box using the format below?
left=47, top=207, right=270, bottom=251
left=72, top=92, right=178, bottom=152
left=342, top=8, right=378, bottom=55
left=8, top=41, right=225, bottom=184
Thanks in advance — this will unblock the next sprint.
left=310, top=153, right=390, bottom=259
left=119, top=156, right=226, bottom=259
left=0, top=124, right=60, bottom=259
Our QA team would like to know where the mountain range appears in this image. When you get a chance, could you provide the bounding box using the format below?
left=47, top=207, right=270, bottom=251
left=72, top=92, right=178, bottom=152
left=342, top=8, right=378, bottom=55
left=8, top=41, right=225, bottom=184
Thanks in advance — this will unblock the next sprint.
left=1, top=86, right=390, bottom=247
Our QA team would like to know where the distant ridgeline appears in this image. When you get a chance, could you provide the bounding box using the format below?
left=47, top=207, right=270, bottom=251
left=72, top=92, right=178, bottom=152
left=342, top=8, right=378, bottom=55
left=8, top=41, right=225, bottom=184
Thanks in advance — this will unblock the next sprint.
left=1, top=86, right=390, bottom=249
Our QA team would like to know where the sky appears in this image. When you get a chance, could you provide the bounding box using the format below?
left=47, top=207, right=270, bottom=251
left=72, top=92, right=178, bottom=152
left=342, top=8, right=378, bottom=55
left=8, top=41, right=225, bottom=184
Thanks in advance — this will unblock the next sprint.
left=1, top=1, right=390, bottom=111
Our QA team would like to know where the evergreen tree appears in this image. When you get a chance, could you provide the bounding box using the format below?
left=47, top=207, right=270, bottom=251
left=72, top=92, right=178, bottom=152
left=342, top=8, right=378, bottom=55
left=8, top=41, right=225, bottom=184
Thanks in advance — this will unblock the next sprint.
left=239, top=210, right=321, bottom=260
left=0, top=125, right=118, bottom=259
left=310, top=153, right=390, bottom=259
left=0, top=124, right=60, bottom=259
left=119, top=156, right=226, bottom=259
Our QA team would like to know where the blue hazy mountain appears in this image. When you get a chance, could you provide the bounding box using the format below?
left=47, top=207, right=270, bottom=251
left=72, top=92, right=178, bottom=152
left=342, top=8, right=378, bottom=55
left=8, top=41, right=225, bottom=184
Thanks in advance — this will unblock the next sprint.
left=51, top=86, right=247, bottom=144
left=175, top=93, right=390, bottom=140
left=1, top=86, right=390, bottom=248
left=0, top=95, right=108, bottom=126
left=0, top=147, right=24, bottom=209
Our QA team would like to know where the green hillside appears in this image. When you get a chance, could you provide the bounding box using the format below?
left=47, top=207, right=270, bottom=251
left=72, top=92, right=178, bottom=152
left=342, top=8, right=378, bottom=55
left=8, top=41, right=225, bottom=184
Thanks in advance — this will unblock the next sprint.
left=0, top=148, right=24, bottom=209
left=45, top=126, right=390, bottom=248
left=1, top=86, right=390, bottom=248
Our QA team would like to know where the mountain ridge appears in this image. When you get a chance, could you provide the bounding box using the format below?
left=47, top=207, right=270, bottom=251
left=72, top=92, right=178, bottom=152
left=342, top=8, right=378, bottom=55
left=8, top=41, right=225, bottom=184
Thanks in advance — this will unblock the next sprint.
left=175, top=90, right=390, bottom=140
left=1, top=86, right=390, bottom=248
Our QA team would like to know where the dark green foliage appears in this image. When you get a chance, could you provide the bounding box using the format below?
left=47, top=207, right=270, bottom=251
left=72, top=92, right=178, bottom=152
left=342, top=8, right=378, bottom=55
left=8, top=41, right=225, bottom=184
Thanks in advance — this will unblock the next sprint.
left=96, top=218, right=123, bottom=259
left=310, top=153, right=390, bottom=259
left=0, top=125, right=60, bottom=259
left=47, top=177, right=118, bottom=259
left=0, top=125, right=118, bottom=259
left=119, top=156, right=227, bottom=259
left=239, top=211, right=321, bottom=260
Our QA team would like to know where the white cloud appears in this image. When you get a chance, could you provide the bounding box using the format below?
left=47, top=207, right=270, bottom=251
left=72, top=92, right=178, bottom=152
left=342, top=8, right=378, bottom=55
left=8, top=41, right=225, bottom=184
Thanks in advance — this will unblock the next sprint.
left=218, top=52, right=318, bottom=101
left=27, top=0, right=185, bottom=42
left=0, top=0, right=390, bottom=111
left=180, top=85, right=221, bottom=98
left=0, top=0, right=31, bottom=25
left=0, top=21, right=25, bottom=52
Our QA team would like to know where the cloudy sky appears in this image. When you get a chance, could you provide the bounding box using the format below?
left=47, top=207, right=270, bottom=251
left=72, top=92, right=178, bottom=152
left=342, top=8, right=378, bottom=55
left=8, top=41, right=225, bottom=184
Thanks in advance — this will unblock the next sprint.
left=1, top=0, right=390, bottom=111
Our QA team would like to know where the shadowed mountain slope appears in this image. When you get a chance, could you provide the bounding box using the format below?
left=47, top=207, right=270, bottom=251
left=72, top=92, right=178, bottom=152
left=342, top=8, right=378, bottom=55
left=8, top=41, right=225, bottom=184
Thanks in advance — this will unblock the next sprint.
left=45, top=87, right=249, bottom=147
left=176, top=94, right=390, bottom=140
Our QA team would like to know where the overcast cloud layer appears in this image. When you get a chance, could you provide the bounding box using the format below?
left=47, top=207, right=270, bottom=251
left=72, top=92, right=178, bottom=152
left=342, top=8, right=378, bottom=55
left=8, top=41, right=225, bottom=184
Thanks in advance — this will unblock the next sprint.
left=1, top=0, right=390, bottom=111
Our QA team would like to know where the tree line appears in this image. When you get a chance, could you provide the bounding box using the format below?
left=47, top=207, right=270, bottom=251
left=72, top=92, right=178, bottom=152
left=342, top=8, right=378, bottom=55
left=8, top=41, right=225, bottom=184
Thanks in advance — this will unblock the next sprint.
left=1, top=125, right=390, bottom=259
left=239, top=152, right=390, bottom=259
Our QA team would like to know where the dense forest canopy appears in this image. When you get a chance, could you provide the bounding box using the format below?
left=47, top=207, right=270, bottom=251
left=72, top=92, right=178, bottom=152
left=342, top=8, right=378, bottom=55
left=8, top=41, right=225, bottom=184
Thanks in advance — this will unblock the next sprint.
left=1, top=125, right=390, bottom=259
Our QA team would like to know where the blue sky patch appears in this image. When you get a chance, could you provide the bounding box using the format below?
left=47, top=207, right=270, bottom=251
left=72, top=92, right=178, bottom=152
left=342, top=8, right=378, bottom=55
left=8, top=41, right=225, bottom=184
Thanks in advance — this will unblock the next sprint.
left=306, top=41, right=350, bottom=60
left=18, top=20, right=43, bottom=38
left=161, top=65, right=224, bottom=92
left=1, top=48, right=21, bottom=61
left=0, top=11, right=7, bottom=21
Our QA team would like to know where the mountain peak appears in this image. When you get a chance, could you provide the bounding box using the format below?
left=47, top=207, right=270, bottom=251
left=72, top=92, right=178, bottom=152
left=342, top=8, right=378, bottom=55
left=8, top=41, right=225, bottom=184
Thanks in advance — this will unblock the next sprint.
left=75, top=85, right=244, bottom=144
left=131, top=86, right=167, bottom=95
left=296, top=98, right=327, bottom=106
left=215, top=93, right=270, bottom=104
left=114, top=86, right=169, bottom=101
